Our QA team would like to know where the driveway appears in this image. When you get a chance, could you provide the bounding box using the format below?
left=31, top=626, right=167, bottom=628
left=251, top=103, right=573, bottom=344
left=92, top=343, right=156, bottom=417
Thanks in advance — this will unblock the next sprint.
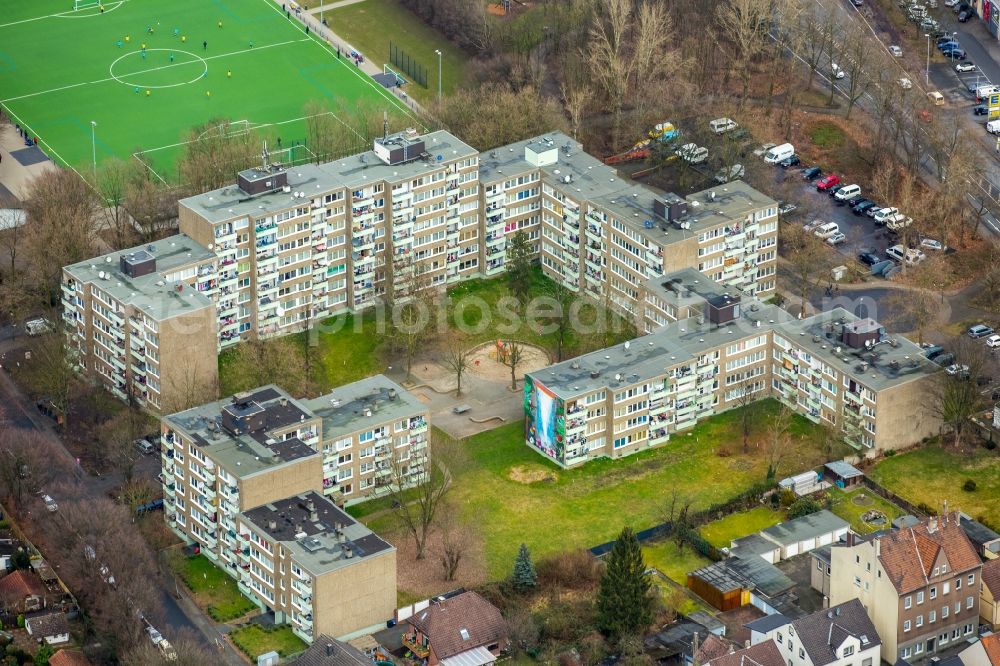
left=776, top=555, right=829, bottom=615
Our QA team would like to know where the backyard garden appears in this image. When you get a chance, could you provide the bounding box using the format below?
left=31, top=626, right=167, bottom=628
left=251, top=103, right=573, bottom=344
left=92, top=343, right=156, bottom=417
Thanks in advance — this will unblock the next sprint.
left=167, top=551, right=257, bottom=622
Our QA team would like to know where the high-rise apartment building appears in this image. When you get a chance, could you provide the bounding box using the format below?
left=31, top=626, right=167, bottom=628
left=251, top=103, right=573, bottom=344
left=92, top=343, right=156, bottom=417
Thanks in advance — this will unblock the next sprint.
left=524, top=275, right=939, bottom=468
left=64, top=129, right=781, bottom=411
left=160, top=377, right=426, bottom=642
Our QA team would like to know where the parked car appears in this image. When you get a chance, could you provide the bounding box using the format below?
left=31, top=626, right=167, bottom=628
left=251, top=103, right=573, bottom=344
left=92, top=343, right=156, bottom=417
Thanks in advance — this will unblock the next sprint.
left=933, top=352, right=956, bottom=367
left=857, top=252, right=881, bottom=266
left=986, top=334, right=1000, bottom=348
left=802, top=166, right=822, bottom=180
left=850, top=0, right=862, bottom=6
left=889, top=45, right=903, bottom=56
left=803, top=219, right=825, bottom=232
left=944, top=0, right=959, bottom=6
left=976, top=85, right=1000, bottom=99
left=938, top=40, right=961, bottom=51
left=816, top=175, right=841, bottom=191
left=921, top=343, right=945, bottom=358
left=814, top=222, right=841, bottom=239
left=834, top=184, right=861, bottom=202
left=975, top=104, right=989, bottom=115
left=709, top=117, right=739, bottom=134
left=714, top=163, right=745, bottom=183
left=779, top=154, right=801, bottom=168
left=938, top=35, right=958, bottom=45
left=146, top=626, right=164, bottom=646
left=826, top=232, right=847, bottom=245
left=675, top=143, right=708, bottom=163
left=828, top=184, right=846, bottom=198
left=968, top=323, right=995, bottom=338
left=778, top=201, right=797, bottom=216
left=872, top=207, right=899, bottom=224
left=764, top=143, right=795, bottom=164
left=959, top=10, right=971, bottom=20
left=43, top=495, right=58, bottom=512
left=753, top=142, right=777, bottom=157
left=851, top=199, right=877, bottom=215
left=831, top=63, right=845, bottom=79
left=920, top=237, right=946, bottom=251
left=956, top=61, right=976, bottom=72
left=942, top=48, right=968, bottom=60
left=134, top=438, right=156, bottom=455
left=24, top=318, right=52, bottom=336
left=946, top=364, right=971, bottom=377
left=886, top=244, right=925, bottom=265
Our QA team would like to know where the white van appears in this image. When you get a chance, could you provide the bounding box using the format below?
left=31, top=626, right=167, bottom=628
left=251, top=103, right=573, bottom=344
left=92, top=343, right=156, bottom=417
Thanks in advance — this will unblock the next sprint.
left=709, top=118, right=738, bottom=134
left=988, top=120, right=1000, bottom=135
left=763, top=143, right=794, bottom=164
left=872, top=207, right=900, bottom=224
left=978, top=85, right=1000, bottom=99
left=814, top=222, right=840, bottom=239
left=834, top=184, right=861, bottom=201
left=886, top=244, right=926, bottom=265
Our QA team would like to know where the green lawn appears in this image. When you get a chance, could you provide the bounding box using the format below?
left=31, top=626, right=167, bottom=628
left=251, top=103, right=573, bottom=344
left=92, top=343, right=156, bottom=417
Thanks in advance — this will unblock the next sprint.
left=0, top=0, right=416, bottom=177
left=230, top=624, right=307, bottom=659
left=643, top=540, right=712, bottom=583
left=870, top=445, right=1000, bottom=527
left=169, top=553, right=256, bottom=622
left=700, top=507, right=785, bottom=548
left=326, top=0, right=468, bottom=103
left=367, top=400, right=827, bottom=579
left=826, top=487, right=904, bottom=535
left=219, top=268, right=635, bottom=394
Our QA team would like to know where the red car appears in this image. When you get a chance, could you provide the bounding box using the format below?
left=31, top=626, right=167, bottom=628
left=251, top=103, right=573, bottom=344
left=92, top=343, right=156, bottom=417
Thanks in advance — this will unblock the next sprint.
left=816, top=174, right=841, bottom=191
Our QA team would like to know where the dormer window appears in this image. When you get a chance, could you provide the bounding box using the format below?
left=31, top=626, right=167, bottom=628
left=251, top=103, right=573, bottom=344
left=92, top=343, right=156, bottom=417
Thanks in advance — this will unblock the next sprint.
left=843, top=646, right=855, bottom=657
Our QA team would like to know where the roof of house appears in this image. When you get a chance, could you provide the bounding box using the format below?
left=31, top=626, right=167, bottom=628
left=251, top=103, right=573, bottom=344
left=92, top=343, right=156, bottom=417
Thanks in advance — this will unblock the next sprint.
left=696, top=635, right=739, bottom=663
left=25, top=611, right=70, bottom=637
left=292, top=635, right=371, bottom=666
left=981, top=633, right=1000, bottom=666
left=959, top=513, right=1000, bottom=550
left=48, top=650, right=92, bottom=666
left=651, top=620, right=711, bottom=657
left=791, top=600, right=880, bottom=666
left=731, top=534, right=782, bottom=556
left=877, top=512, right=981, bottom=594
left=0, top=569, right=45, bottom=600
left=812, top=545, right=833, bottom=565
left=688, top=610, right=727, bottom=634
left=406, top=592, right=507, bottom=660
left=760, top=511, right=849, bottom=547
left=705, top=639, right=785, bottom=666
left=745, top=613, right=791, bottom=634
left=690, top=555, right=795, bottom=598
left=982, top=559, right=1000, bottom=599
left=824, top=461, right=863, bottom=480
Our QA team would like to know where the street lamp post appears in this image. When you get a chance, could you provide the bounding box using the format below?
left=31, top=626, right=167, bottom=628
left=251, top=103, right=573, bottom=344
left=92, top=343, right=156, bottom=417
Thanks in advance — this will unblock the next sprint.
left=90, top=121, right=97, bottom=178
left=925, top=33, right=930, bottom=86
left=435, top=49, right=442, bottom=102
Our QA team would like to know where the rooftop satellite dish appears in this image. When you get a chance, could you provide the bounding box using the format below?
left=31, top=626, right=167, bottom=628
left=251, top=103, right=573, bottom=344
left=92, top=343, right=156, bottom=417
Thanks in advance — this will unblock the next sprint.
left=615, top=373, right=622, bottom=382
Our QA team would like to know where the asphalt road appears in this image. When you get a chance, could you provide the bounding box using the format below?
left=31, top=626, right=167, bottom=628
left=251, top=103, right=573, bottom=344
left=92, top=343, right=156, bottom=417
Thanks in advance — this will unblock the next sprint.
left=0, top=360, right=236, bottom=660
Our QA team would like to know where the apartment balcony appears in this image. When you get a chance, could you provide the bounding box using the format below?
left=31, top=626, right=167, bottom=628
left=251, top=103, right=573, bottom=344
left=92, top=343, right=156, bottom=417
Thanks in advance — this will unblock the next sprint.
left=164, top=482, right=176, bottom=497
left=402, top=636, right=431, bottom=659
left=215, top=227, right=237, bottom=243
left=60, top=282, right=76, bottom=302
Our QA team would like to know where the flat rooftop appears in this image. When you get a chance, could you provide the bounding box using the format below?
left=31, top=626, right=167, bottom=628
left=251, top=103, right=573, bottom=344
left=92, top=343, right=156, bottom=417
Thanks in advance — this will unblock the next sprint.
left=760, top=510, right=849, bottom=547
left=644, top=268, right=735, bottom=312
left=529, top=300, right=793, bottom=399
left=179, top=130, right=476, bottom=225
left=480, top=132, right=631, bottom=202
left=243, top=490, right=393, bottom=576
left=302, top=375, right=426, bottom=441
left=530, top=298, right=940, bottom=399
left=63, top=234, right=215, bottom=320
left=164, top=385, right=320, bottom=478
left=778, top=307, right=941, bottom=391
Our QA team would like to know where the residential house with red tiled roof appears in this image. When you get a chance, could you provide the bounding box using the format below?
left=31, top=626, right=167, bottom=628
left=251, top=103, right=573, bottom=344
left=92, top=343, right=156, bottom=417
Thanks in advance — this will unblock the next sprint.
left=403, top=592, right=508, bottom=666
left=48, top=649, right=91, bottom=666
left=955, top=633, right=1000, bottom=666
left=0, top=569, right=45, bottom=613
left=829, top=513, right=983, bottom=664
left=703, top=639, right=786, bottom=666
left=980, top=558, right=1000, bottom=630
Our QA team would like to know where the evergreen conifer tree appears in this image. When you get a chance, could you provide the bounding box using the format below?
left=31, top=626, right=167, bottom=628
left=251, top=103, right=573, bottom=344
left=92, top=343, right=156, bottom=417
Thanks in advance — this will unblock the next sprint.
left=596, top=527, right=653, bottom=641
left=512, top=543, right=537, bottom=590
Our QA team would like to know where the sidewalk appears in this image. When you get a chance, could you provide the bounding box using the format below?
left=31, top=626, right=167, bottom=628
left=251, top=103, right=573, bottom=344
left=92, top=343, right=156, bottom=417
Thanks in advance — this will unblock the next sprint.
left=0, top=123, right=57, bottom=202
left=280, top=2, right=427, bottom=117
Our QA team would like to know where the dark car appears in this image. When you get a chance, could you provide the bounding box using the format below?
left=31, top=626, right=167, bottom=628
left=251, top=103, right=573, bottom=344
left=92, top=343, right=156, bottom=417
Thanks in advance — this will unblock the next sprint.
left=922, top=344, right=945, bottom=359
left=968, top=81, right=981, bottom=93
left=933, top=352, right=955, bottom=367
left=858, top=252, right=881, bottom=266
left=975, top=104, right=989, bottom=115
left=957, top=3, right=972, bottom=12
left=959, top=10, right=970, bottom=20
left=852, top=199, right=876, bottom=215
left=938, top=41, right=961, bottom=52
left=992, top=388, right=1000, bottom=400
left=802, top=166, right=822, bottom=180
left=936, top=35, right=955, bottom=44
left=779, top=155, right=801, bottom=168
left=943, top=49, right=968, bottom=60
left=828, top=184, right=846, bottom=197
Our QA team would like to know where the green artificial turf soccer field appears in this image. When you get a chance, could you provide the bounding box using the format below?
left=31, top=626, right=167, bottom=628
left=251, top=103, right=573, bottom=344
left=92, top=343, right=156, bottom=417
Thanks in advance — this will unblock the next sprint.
left=0, top=0, right=417, bottom=180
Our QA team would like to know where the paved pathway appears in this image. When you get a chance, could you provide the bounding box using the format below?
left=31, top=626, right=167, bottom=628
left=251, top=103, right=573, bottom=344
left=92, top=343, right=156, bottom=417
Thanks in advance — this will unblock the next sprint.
left=0, top=123, right=58, bottom=201
left=306, top=0, right=366, bottom=14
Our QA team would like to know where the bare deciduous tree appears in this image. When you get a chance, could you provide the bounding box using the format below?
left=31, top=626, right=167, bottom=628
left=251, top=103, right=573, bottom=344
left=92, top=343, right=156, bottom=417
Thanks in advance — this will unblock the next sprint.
left=442, top=339, right=472, bottom=397
left=0, top=427, right=68, bottom=511
left=386, top=436, right=451, bottom=560
left=931, top=337, right=988, bottom=448
left=501, top=341, right=526, bottom=391
left=765, top=402, right=794, bottom=480
left=716, top=0, right=773, bottom=104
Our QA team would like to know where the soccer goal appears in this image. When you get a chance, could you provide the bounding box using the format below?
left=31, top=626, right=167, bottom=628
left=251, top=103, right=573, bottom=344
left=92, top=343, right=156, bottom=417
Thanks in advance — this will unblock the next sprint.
left=383, top=64, right=407, bottom=88
left=73, top=0, right=102, bottom=11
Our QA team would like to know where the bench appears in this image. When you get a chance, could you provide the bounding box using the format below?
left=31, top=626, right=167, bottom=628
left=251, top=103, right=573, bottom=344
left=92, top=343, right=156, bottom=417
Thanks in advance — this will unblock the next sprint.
left=452, top=404, right=472, bottom=414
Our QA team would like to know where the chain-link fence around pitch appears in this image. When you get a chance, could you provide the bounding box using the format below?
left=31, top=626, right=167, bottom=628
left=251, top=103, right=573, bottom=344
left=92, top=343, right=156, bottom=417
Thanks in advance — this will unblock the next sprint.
left=389, top=42, right=428, bottom=88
